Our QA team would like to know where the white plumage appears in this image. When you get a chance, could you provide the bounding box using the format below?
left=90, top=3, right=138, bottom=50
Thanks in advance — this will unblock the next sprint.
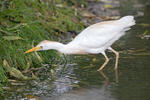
left=25, top=16, right=135, bottom=71
left=67, top=16, right=135, bottom=53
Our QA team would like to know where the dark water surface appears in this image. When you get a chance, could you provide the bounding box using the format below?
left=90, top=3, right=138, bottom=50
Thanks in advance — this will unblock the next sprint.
left=2, top=0, right=150, bottom=100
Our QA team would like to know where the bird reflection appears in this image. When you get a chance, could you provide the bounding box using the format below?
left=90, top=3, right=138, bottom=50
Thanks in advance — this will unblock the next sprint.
left=99, top=69, right=119, bottom=87
left=99, top=71, right=109, bottom=87
left=115, top=69, right=119, bottom=83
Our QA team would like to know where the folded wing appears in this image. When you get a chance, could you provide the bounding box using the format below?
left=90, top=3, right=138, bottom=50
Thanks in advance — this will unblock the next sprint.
left=68, top=16, right=135, bottom=50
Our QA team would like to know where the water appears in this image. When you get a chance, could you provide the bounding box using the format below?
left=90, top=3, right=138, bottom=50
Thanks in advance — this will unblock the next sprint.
left=1, top=0, right=150, bottom=100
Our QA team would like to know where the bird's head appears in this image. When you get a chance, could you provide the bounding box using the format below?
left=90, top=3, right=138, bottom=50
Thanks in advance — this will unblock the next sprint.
left=24, top=40, right=56, bottom=54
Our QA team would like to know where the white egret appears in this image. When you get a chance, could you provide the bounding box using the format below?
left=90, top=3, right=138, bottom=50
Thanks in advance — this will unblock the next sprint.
left=25, top=16, right=135, bottom=71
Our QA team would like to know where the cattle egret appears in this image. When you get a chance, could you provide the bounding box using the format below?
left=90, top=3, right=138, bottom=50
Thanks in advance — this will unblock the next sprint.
left=25, top=16, right=135, bottom=71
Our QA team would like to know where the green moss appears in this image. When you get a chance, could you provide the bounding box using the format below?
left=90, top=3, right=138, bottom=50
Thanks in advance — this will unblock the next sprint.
left=0, top=0, right=85, bottom=88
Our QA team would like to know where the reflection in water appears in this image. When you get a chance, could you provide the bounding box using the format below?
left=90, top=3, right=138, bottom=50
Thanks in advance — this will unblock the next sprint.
left=52, top=76, right=79, bottom=94
left=115, top=69, right=119, bottom=83
left=39, top=64, right=119, bottom=100
left=40, top=86, right=116, bottom=100
left=51, top=63, right=79, bottom=94
left=99, top=71, right=109, bottom=87
left=99, top=69, right=119, bottom=87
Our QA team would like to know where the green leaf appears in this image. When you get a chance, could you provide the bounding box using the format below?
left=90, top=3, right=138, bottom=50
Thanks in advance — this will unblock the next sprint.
left=2, top=36, right=23, bottom=40
left=143, top=30, right=149, bottom=35
left=3, top=59, right=28, bottom=80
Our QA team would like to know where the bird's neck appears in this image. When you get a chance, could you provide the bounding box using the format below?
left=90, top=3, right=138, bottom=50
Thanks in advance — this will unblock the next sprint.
left=51, top=42, right=73, bottom=54
left=48, top=42, right=66, bottom=52
left=48, top=42, right=86, bottom=54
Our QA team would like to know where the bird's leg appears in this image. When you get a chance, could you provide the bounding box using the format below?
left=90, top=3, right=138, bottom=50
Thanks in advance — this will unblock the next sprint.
left=97, top=52, right=109, bottom=71
left=108, top=47, right=119, bottom=70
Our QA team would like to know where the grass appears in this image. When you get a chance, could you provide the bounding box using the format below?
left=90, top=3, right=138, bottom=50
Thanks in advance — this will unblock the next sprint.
left=0, top=0, right=85, bottom=91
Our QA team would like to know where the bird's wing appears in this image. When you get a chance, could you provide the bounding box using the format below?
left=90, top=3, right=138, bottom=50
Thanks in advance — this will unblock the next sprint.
left=68, top=16, right=135, bottom=51
left=69, top=21, right=123, bottom=49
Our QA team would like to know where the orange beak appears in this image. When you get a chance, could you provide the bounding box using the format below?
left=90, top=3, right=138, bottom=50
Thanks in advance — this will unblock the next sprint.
left=24, top=47, right=41, bottom=54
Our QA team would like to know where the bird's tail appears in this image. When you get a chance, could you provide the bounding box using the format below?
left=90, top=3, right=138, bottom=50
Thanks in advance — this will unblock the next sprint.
left=118, top=16, right=136, bottom=28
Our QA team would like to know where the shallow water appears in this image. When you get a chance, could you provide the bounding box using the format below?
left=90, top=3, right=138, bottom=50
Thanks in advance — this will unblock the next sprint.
left=1, top=0, right=150, bottom=100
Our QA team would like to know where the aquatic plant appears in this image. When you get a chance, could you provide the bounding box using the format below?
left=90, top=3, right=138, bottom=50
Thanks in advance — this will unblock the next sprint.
left=0, top=0, right=85, bottom=90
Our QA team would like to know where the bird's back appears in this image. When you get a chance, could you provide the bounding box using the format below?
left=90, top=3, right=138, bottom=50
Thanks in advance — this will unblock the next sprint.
left=68, top=16, right=135, bottom=53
